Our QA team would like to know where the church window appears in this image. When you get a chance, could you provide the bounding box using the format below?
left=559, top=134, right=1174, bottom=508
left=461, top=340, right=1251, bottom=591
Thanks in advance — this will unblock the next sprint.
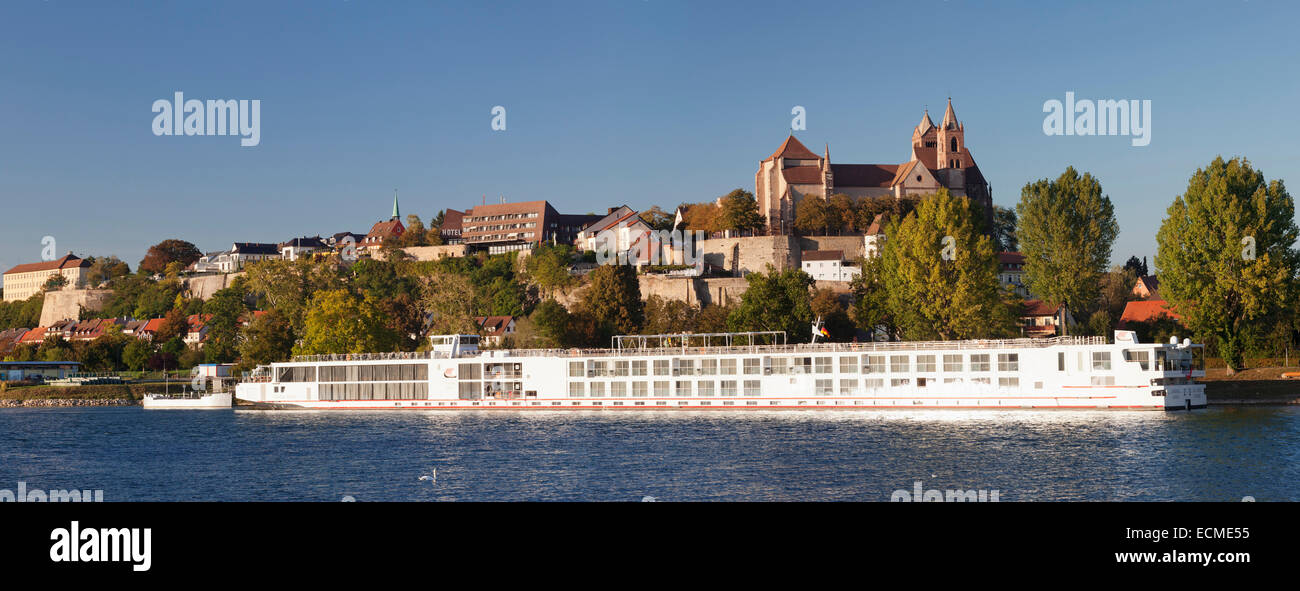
left=950, top=138, right=958, bottom=152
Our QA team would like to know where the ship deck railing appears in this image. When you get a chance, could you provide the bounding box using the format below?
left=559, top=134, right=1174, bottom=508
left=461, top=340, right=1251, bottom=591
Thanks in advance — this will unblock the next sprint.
left=286, top=335, right=1110, bottom=364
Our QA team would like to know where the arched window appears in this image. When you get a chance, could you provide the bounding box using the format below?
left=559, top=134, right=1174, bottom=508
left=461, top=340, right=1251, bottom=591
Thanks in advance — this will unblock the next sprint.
left=950, top=137, right=958, bottom=152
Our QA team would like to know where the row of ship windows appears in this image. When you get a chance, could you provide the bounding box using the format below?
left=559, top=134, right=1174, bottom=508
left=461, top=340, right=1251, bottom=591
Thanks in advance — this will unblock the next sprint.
left=568, top=353, right=1029, bottom=377
left=319, top=382, right=430, bottom=401
left=277, top=364, right=430, bottom=383
left=555, top=376, right=1104, bottom=397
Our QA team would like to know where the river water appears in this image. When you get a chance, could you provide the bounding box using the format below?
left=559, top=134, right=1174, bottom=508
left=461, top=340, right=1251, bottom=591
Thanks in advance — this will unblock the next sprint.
left=1, top=406, right=1295, bottom=501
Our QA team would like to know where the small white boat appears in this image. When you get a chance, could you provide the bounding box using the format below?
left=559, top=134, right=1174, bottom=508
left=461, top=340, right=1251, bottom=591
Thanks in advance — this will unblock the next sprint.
left=142, top=392, right=233, bottom=409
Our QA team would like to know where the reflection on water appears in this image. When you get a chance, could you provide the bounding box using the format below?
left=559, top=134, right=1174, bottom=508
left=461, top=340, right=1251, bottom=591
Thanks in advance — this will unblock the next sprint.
left=0, top=406, right=1296, bottom=501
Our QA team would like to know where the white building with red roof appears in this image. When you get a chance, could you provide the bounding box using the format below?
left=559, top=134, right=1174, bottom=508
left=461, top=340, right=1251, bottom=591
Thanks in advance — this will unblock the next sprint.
left=2, top=254, right=90, bottom=302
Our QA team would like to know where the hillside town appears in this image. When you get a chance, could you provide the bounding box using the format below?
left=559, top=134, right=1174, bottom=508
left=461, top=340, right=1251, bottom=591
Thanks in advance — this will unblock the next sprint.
left=0, top=100, right=1269, bottom=381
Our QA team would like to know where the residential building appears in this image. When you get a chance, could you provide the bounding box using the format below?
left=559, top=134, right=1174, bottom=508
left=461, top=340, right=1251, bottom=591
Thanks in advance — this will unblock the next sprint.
left=863, top=213, right=887, bottom=258
left=1021, top=299, right=1072, bottom=337
left=280, top=236, right=327, bottom=261
left=1133, top=275, right=1160, bottom=300
left=476, top=316, right=516, bottom=346
left=228, top=243, right=280, bottom=270
left=0, top=328, right=27, bottom=356
left=184, top=314, right=212, bottom=347
left=576, top=206, right=656, bottom=263
left=801, top=250, right=860, bottom=282
left=460, top=200, right=600, bottom=254
left=362, top=192, right=406, bottom=252
left=190, top=251, right=233, bottom=273
left=2, top=254, right=91, bottom=302
left=755, top=98, right=992, bottom=234
left=998, top=251, right=1030, bottom=298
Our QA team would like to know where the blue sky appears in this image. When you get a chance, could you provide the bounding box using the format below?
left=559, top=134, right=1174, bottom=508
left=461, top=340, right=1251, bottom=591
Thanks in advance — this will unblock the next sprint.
left=2, top=0, right=1298, bottom=286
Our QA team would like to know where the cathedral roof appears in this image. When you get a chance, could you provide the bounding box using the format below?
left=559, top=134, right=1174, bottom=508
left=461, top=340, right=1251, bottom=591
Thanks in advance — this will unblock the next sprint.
left=829, top=164, right=898, bottom=188
left=782, top=166, right=824, bottom=184
left=942, top=98, right=958, bottom=129
left=766, top=135, right=821, bottom=161
left=916, top=110, right=935, bottom=134
left=889, top=160, right=922, bottom=186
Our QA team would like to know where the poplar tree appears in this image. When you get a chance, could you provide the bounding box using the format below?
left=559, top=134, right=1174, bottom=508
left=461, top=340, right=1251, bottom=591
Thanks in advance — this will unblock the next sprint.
left=1155, top=156, right=1298, bottom=371
left=1016, top=167, right=1119, bottom=333
left=880, top=189, right=1015, bottom=340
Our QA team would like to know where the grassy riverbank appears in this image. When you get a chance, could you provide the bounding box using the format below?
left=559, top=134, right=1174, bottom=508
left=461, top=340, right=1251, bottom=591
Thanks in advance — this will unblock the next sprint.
left=1202, top=367, right=1300, bottom=404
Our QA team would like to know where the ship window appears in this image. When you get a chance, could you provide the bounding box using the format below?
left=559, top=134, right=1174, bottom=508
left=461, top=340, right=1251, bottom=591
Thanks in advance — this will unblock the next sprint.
left=839, top=379, right=858, bottom=394
left=611, top=382, right=627, bottom=397
left=1091, top=375, right=1115, bottom=386
left=970, top=354, right=990, bottom=372
left=890, top=378, right=910, bottom=387
left=916, top=355, right=936, bottom=372
left=698, top=381, right=715, bottom=396
left=743, top=358, right=761, bottom=375
left=633, top=382, right=648, bottom=397
left=1092, top=351, right=1112, bottom=371
left=653, top=359, right=671, bottom=376
left=589, top=382, right=605, bottom=397
left=863, top=355, right=885, bottom=374
left=720, top=359, right=737, bottom=375
left=1058, top=352, right=1065, bottom=371
left=999, top=377, right=1019, bottom=389
left=592, top=361, right=609, bottom=377
left=701, top=359, right=718, bottom=375
left=839, top=356, right=857, bottom=373
left=769, top=357, right=790, bottom=375
left=943, top=354, right=963, bottom=372
left=890, top=355, right=910, bottom=373
left=816, top=379, right=834, bottom=395
left=675, top=381, right=692, bottom=396
left=654, top=381, right=670, bottom=396
left=744, top=380, right=761, bottom=396
left=997, top=353, right=1019, bottom=372
left=720, top=380, right=738, bottom=396
left=631, top=360, right=647, bottom=376
left=459, top=363, right=482, bottom=380
left=677, top=359, right=695, bottom=376
left=569, top=361, right=584, bottom=377
left=864, top=378, right=884, bottom=390
left=568, top=382, right=584, bottom=397
left=1123, top=350, right=1150, bottom=370
left=614, top=361, right=630, bottom=377
left=814, top=357, right=833, bottom=374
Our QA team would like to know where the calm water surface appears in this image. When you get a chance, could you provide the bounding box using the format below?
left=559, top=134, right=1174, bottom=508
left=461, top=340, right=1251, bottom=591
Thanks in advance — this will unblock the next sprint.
left=1, top=406, right=1296, bottom=501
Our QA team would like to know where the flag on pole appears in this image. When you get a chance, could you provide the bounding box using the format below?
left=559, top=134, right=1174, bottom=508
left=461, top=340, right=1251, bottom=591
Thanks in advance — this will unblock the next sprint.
left=819, top=326, right=831, bottom=338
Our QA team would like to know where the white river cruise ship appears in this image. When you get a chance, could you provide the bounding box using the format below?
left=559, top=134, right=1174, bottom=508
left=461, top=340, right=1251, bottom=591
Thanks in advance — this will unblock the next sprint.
left=234, top=329, right=1207, bottom=411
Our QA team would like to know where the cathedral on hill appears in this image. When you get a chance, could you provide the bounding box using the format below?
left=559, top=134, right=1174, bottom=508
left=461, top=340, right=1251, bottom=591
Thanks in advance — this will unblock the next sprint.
left=754, top=98, right=992, bottom=234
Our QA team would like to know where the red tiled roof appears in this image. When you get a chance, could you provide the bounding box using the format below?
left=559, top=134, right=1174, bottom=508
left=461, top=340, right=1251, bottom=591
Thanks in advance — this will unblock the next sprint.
left=765, top=136, right=821, bottom=161
left=830, top=164, right=899, bottom=188
left=3, top=254, right=89, bottom=275
left=18, top=327, right=48, bottom=344
left=140, top=318, right=166, bottom=334
left=1119, top=300, right=1181, bottom=325
left=475, top=316, right=514, bottom=337
left=365, top=219, right=405, bottom=242
left=864, top=213, right=887, bottom=236
left=781, top=166, right=824, bottom=184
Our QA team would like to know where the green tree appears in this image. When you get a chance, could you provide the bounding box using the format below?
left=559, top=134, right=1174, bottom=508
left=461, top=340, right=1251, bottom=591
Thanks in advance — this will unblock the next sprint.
left=421, top=273, right=479, bottom=336
left=203, top=285, right=248, bottom=364
left=123, top=338, right=154, bottom=371
left=880, top=189, right=1016, bottom=340
left=641, top=295, right=699, bottom=335
left=811, top=288, right=854, bottom=341
left=237, top=308, right=294, bottom=372
left=1155, top=156, right=1299, bottom=372
left=794, top=196, right=828, bottom=235
left=717, top=189, right=765, bottom=235
left=826, top=193, right=856, bottom=235
left=529, top=298, right=572, bottom=347
left=578, top=264, right=643, bottom=339
left=43, top=274, right=69, bottom=292
left=639, top=206, right=675, bottom=231
left=525, top=244, right=576, bottom=297
left=295, top=289, right=400, bottom=355
left=992, top=205, right=1018, bottom=251
left=1016, top=167, right=1119, bottom=332
left=849, top=256, right=892, bottom=340
left=727, top=266, right=815, bottom=342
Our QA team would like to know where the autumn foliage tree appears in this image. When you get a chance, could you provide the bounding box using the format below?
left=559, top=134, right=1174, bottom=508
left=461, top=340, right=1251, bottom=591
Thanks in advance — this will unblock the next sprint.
left=139, top=239, right=202, bottom=274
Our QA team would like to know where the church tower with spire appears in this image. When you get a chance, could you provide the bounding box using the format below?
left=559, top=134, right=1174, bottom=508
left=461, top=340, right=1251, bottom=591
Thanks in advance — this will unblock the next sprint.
left=392, top=189, right=401, bottom=220
left=935, top=98, right=968, bottom=169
